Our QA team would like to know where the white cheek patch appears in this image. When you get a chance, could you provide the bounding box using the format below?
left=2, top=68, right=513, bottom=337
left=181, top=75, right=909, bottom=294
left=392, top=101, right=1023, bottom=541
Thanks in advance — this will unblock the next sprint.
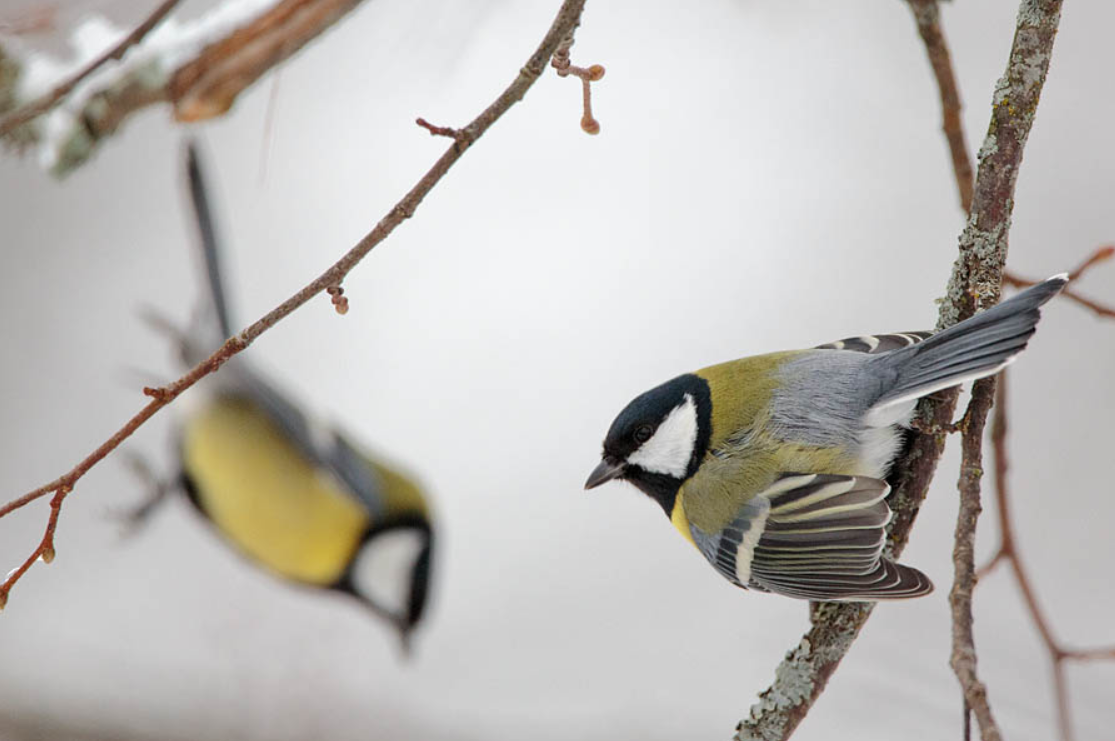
left=627, top=394, right=698, bottom=477
left=350, top=528, right=426, bottom=618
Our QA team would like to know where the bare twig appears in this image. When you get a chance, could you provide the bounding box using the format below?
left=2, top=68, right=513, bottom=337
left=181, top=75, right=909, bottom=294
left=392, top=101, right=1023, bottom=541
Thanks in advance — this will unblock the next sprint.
left=550, top=30, right=604, bottom=134
left=415, top=117, right=463, bottom=140
left=908, top=1, right=1115, bottom=737
left=1004, top=246, right=1115, bottom=319
left=951, top=377, right=1003, bottom=741
left=907, top=0, right=974, bottom=214
left=737, top=2, right=1064, bottom=738
left=0, top=0, right=591, bottom=609
left=0, top=0, right=181, bottom=137
left=980, top=367, right=1115, bottom=741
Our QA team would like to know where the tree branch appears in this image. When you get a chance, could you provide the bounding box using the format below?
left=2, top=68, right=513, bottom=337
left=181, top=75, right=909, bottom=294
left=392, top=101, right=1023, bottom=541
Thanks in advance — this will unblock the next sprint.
left=0, top=0, right=590, bottom=610
left=907, top=0, right=973, bottom=214
left=1, top=0, right=379, bottom=175
left=950, top=377, right=1002, bottom=741
left=736, top=2, right=1064, bottom=738
left=0, top=0, right=181, bottom=138
left=1003, top=246, right=1115, bottom=319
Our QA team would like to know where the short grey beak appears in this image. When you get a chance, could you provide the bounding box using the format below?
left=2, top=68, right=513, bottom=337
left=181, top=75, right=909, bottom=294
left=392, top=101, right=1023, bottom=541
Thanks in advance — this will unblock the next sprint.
left=585, top=458, right=625, bottom=490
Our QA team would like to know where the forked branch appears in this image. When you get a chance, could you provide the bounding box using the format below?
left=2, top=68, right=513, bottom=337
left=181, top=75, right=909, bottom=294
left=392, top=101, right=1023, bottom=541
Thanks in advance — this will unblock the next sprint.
left=737, top=2, right=1064, bottom=738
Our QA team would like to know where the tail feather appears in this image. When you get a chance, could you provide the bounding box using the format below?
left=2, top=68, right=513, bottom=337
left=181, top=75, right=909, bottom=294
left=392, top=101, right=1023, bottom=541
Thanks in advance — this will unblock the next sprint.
left=869, top=274, right=1066, bottom=412
left=185, top=140, right=234, bottom=340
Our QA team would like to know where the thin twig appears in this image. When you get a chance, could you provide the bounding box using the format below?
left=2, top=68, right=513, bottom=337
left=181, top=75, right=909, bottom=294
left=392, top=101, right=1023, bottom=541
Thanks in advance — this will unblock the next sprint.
left=908, top=0, right=1115, bottom=737
left=907, top=0, right=973, bottom=214
left=950, top=377, right=1002, bottom=741
left=1004, top=246, right=1115, bottom=319
left=981, top=369, right=1115, bottom=741
left=0, top=0, right=181, bottom=137
left=0, top=0, right=591, bottom=608
left=415, top=117, right=463, bottom=140
left=737, top=2, right=1064, bottom=738
left=550, top=30, right=604, bottom=134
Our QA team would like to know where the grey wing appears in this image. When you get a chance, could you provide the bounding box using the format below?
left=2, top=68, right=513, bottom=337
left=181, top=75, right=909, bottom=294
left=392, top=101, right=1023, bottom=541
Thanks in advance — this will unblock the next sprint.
left=695, top=474, right=932, bottom=601
left=815, top=332, right=931, bottom=354
left=243, top=372, right=387, bottom=520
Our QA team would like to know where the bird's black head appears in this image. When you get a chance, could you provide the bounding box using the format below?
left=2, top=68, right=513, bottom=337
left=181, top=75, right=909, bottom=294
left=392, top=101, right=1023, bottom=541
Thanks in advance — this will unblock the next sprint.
left=585, top=374, right=712, bottom=515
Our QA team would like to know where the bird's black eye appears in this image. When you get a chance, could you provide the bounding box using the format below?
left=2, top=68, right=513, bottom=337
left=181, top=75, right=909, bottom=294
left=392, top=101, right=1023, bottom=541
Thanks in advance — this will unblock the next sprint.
left=633, top=424, right=654, bottom=444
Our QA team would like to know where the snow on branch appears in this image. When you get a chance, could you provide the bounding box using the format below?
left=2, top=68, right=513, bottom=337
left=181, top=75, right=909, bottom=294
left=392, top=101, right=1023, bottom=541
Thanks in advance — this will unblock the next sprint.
left=0, top=0, right=367, bottom=175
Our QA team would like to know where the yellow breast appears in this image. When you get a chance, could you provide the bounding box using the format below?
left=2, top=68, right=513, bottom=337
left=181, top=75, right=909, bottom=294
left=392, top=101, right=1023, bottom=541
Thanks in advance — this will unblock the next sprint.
left=181, top=397, right=369, bottom=585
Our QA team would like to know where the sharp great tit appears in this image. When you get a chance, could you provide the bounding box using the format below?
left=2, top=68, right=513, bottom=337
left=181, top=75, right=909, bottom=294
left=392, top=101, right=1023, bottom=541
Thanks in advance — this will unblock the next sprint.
left=587, top=275, right=1066, bottom=601
left=170, top=142, right=434, bottom=648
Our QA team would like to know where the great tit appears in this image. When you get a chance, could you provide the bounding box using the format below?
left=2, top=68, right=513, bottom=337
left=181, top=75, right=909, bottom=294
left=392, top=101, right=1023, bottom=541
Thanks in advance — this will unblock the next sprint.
left=586, top=275, right=1066, bottom=601
left=170, top=142, right=434, bottom=647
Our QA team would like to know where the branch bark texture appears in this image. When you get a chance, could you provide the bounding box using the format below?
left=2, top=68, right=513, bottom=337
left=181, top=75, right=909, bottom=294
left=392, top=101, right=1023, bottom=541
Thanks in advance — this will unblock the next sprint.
left=736, top=2, right=1064, bottom=738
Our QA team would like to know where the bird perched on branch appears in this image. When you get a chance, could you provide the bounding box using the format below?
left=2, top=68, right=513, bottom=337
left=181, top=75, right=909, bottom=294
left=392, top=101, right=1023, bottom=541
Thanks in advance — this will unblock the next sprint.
left=165, top=142, right=434, bottom=649
left=586, top=276, right=1066, bottom=600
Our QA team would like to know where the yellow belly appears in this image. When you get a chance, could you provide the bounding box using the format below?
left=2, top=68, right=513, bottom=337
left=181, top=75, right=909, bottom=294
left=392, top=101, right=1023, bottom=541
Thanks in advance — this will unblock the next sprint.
left=181, top=397, right=369, bottom=585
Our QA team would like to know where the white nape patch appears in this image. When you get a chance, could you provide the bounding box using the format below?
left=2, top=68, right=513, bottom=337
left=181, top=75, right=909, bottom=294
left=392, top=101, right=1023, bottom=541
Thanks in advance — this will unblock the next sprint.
left=351, top=529, right=425, bottom=618
left=734, top=506, right=771, bottom=585
left=626, top=394, right=698, bottom=477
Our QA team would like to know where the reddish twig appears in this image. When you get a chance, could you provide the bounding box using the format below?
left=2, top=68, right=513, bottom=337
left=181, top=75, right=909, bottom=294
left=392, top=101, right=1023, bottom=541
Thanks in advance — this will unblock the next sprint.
left=0, top=0, right=181, bottom=137
left=907, top=0, right=974, bottom=214
left=550, top=30, right=604, bottom=134
left=0, top=0, right=591, bottom=608
left=979, top=364, right=1115, bottom=741
left=415, top=117, right=463, bottom=140
left=1004, top=246, right=1115, bottom=319
left=0, top=487, right=67, bottom=610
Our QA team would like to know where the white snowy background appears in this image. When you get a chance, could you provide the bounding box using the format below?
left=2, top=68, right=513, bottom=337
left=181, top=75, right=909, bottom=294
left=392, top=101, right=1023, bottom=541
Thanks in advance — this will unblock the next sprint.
left=1, top=1, right=1113, bottom=740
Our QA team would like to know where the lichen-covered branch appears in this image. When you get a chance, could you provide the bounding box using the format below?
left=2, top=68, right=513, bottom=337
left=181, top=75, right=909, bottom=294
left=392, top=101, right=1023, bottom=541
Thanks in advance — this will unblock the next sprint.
left=736, top=2, right=1064, bottom=738
left=950, top=377, right=1003, bottom=741
left=0, top=0, right=591, bottom=609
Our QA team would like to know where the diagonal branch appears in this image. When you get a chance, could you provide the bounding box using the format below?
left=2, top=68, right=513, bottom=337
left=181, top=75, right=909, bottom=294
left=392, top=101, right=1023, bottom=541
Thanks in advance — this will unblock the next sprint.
left=0, top=0, right=181, bottom=137
left=0, top=0, right=590, bottom=609
left=736, top=2, right=1064, bottom=738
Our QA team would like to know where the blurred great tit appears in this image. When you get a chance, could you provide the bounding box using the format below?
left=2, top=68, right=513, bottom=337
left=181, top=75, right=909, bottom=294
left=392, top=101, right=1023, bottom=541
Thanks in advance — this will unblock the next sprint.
left=587, top=275, right=1066, bottom=601
left=171, top=143, right=434, bottom=647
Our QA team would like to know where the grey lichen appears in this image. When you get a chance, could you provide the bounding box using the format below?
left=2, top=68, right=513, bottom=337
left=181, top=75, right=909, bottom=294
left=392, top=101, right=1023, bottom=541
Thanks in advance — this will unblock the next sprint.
left=737, top=639, right=815, bottom=741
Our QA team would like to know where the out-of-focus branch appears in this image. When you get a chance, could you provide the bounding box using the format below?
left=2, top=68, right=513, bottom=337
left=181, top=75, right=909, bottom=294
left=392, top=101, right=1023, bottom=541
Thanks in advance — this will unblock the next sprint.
left=0, top=0, right=181, bottom=138
left=167, top=0, right=364, bottom=122
left=736, top=2, right=1064, bottom=738
left=0, top=0, right=591, bottom=609
left=1, top=0, right=375, bottom=174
